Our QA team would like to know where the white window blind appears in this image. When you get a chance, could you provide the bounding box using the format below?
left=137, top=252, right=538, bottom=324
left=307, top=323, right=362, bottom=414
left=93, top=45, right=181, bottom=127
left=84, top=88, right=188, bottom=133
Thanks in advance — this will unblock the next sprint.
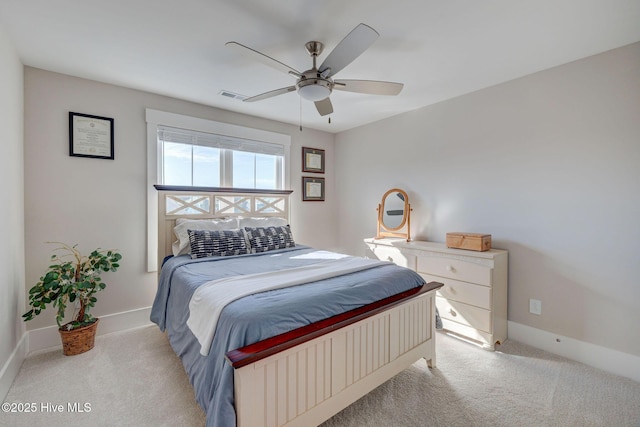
left=157, top=126, right=285, bottom=156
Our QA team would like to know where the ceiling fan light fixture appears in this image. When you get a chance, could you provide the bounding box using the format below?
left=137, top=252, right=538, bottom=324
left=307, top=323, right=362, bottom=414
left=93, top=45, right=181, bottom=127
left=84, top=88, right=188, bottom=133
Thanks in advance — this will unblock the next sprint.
left=297, top=78, right=332, bottom=101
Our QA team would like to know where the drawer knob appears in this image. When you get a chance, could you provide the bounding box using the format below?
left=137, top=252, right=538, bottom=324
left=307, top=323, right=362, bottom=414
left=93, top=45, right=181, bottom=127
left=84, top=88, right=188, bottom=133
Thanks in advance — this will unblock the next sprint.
left=449, top=309, right=457, bottom=317
left=446, top=265, right=456, bottom=273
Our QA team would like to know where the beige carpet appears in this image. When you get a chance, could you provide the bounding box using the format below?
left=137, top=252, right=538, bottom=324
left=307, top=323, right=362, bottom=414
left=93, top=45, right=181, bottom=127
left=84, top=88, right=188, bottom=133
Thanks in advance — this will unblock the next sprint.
left=2, top=325, right=639, bottom=427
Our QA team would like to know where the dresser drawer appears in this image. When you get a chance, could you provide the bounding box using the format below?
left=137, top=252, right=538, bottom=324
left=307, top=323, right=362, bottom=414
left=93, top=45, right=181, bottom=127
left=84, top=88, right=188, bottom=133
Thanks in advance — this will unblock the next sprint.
left=417, top=256, right=491, bottom=286
left=440, top=319, right=495, bottom=349
left=370, top=246, right=416, bottom=269
left=421, top=273, right=491, bottom=310
left=436, top=296, right=492, bottom=333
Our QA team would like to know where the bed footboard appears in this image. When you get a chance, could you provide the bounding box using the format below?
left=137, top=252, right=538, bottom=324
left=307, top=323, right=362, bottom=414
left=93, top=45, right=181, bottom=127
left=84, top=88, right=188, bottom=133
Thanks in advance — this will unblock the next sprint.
left=230, top=285, right=440, bottom=427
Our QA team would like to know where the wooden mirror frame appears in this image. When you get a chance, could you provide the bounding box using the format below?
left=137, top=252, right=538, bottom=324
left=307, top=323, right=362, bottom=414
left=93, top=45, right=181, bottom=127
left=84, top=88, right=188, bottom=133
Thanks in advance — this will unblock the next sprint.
left=376, top=188, right=412, bottom=241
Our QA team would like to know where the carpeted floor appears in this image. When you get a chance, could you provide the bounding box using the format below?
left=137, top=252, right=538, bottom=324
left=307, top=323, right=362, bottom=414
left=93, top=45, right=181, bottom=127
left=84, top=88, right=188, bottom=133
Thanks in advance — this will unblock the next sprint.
left=2, top=326, right=639, bottom=427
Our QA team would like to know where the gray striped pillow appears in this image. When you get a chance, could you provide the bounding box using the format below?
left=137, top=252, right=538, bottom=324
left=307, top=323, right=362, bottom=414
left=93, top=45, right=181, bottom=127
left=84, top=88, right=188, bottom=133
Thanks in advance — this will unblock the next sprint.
left=244, top=225, right=295, bottom=253
left=188, top=229, right=249, bottom=259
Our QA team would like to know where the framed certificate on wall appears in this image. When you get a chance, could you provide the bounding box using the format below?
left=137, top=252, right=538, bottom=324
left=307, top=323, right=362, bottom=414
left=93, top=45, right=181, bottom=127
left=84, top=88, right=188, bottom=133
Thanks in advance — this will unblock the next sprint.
left=302, top=147, right=325, bottom=173
left=302, top=177, right=325, bottom=201
left=69, top=112, right=114, bottom=160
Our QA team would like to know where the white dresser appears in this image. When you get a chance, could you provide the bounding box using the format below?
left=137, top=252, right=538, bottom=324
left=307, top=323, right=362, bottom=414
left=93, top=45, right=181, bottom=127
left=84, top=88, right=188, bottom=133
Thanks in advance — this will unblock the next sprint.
left=364, top=238, right=508, bottom=349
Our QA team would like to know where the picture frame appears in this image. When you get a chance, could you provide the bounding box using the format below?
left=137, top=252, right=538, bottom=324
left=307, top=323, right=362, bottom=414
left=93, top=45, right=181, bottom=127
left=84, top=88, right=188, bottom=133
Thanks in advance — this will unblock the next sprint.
left=302, top=177, right=325, bottom=202
left=302, top=147, right=325, bottom=173
left=69, top=112, right=114, bottom=160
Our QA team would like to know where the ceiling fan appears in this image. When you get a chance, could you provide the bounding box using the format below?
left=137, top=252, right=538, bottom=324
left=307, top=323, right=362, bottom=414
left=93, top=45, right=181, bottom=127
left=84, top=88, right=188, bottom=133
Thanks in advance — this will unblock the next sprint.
left=226, top=23, right=404, bottom=117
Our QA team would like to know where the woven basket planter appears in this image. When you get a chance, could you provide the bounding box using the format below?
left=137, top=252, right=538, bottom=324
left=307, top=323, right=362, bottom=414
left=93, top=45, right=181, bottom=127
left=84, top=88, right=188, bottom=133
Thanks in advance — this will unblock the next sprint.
left=58, top=318, right=99, bottom=356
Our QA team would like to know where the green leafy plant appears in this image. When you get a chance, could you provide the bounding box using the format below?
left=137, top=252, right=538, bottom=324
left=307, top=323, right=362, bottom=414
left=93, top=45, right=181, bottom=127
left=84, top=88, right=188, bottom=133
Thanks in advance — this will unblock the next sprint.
left=22, top=242, right=122, bottom=330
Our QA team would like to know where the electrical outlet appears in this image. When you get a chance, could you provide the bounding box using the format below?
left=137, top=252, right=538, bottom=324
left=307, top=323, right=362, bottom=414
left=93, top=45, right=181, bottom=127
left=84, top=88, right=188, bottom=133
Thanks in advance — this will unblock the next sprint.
left=529, top=299, right=542, bottom=315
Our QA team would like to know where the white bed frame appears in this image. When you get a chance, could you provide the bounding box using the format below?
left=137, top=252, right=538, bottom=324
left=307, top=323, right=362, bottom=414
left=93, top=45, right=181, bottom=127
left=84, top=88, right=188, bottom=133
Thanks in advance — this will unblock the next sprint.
left=156, top=186, right=441, bottom=427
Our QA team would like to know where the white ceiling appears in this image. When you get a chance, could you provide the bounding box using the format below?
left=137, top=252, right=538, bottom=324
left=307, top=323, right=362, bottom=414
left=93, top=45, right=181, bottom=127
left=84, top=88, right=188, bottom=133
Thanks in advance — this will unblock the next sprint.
left=1, top=0, right=639, bottom=133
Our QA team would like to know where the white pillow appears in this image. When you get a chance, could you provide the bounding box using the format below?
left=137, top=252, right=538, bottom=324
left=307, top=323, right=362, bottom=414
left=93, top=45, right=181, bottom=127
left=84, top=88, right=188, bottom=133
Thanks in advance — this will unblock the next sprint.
left=172, top=218, right=239, bottom=256
left=238, top=217, right=288, bottom=229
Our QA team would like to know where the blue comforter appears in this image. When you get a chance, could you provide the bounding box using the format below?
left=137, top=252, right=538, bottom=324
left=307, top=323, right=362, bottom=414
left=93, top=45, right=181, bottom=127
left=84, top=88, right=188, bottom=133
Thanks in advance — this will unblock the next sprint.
left=150, top=246, right=426, bottom=427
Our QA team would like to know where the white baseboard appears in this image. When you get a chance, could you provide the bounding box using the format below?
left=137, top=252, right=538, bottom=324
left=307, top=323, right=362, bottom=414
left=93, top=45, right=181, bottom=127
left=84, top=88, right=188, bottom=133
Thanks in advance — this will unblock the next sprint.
left=0, top=332, right=28, bottom=402
left=27, top=306, right=153, bottom=354
left=508, top=321, right=640, bottom=383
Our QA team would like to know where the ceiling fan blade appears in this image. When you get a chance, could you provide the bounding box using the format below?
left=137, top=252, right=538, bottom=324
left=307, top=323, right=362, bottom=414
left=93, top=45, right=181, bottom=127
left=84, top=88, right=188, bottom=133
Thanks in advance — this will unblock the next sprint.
left=315, top=97, right=333, bottom=116
left=226, top=41, right=301, bottom=76
left=244, top=86, right=296, bottom=102
left=333, top=79, right=404, bottom=96
left=319, top=23, right=379, bottom=78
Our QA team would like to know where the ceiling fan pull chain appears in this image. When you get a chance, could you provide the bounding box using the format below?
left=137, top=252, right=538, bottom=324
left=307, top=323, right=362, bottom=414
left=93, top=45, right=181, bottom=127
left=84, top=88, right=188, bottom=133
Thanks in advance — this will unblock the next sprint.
left=299, top=96, right=303, bottom=132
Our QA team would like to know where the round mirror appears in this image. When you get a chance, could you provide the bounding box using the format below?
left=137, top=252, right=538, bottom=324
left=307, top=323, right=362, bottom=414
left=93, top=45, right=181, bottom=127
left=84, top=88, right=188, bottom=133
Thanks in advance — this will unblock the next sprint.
left=377, top=188, right=411, bottom=241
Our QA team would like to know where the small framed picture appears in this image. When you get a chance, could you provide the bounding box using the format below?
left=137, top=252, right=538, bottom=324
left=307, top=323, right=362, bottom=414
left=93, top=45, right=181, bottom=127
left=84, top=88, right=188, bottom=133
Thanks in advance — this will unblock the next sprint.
left=302, top=177, right=325, bottom=201
left=69, top=112, right=114, bottom=160
left=302, top=147, right=325, bottom=173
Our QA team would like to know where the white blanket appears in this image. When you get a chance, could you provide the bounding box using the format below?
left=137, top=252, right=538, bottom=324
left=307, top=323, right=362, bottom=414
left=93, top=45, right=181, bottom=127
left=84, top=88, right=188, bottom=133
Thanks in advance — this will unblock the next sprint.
left=187, top=255, right=385, bottom=356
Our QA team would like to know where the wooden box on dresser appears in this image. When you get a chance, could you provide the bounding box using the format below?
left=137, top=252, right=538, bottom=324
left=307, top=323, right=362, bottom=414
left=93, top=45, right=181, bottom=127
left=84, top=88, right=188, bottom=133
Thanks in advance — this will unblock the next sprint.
left=364, top=238, right=508, bottom=350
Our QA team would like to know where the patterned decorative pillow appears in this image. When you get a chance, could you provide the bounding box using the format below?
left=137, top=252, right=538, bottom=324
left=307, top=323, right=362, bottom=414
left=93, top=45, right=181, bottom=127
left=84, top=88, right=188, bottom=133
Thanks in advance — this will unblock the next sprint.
left=244, top=225, right=295, bottom=253
left=172, top=217, right=239, bottom=256
left=188, top=229, right=249, bottom=259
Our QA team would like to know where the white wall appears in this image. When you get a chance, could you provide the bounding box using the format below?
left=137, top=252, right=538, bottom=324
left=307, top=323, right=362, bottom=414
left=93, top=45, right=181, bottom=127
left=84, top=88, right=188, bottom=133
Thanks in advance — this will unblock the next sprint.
left=336, top=43, right=640, bottom=360
left=0, top=25, right=26, bottom=399
left=23, top=67, right=337, bottom=332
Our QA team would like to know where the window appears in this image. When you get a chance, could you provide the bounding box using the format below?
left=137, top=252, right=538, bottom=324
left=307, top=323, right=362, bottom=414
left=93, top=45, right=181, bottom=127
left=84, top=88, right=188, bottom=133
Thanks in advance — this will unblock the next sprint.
left=158, top=125, right=285, bottom=189
left=146, top=109, right=291, bottom=271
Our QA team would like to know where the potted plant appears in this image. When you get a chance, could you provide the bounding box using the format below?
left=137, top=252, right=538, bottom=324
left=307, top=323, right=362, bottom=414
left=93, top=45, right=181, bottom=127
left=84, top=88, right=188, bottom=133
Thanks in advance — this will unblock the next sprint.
left=22, top=242, right=122, bottom=355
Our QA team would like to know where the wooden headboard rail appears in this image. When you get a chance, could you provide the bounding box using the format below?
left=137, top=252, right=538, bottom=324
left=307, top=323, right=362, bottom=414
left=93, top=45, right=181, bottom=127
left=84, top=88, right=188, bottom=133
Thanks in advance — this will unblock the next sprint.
left=155, top=185, right=293, bottom=268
